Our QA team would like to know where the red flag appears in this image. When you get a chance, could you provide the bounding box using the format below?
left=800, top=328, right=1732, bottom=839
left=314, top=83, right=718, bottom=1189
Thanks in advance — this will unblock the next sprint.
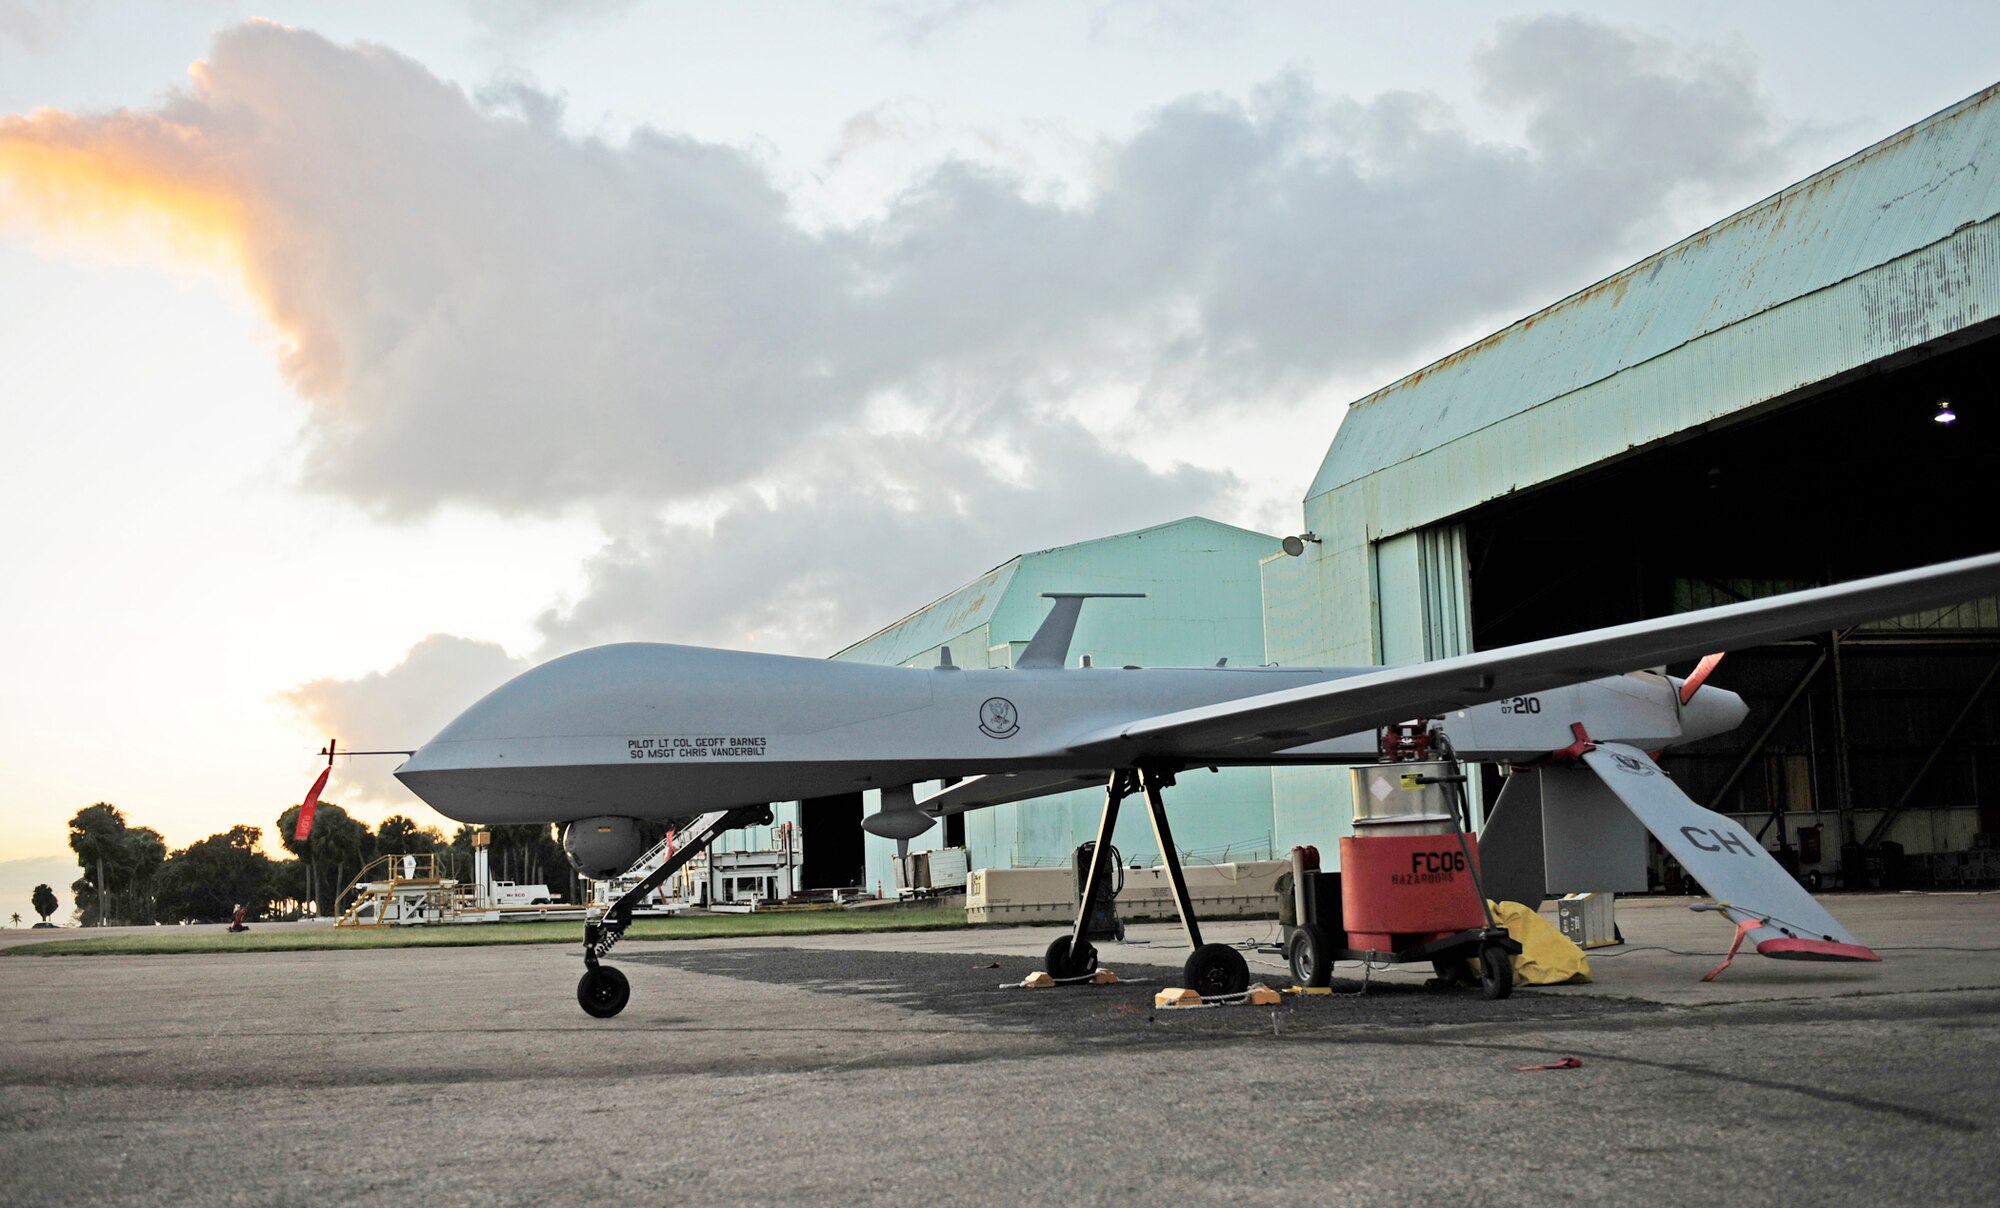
left=295, top=766, right=331, bottom=841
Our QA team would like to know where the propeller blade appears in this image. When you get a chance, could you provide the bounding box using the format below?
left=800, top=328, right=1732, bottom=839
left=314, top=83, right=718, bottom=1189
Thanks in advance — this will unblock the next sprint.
left=295, top=765, right=331, bottom=842
left=1680, top=652, right=1726, bottom=704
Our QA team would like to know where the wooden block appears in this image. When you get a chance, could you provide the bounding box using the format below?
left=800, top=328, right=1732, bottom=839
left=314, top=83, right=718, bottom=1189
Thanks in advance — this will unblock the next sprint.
left=1091, top=969, right=1120, bottom=985
left=1022, top=972, right=1055, bottom=989
left=1246, top=983, right=1282, bottom=1005
left=1154, top=987, right=1202, bottom=1007
left=1299, top=985, right=1332, bottom=996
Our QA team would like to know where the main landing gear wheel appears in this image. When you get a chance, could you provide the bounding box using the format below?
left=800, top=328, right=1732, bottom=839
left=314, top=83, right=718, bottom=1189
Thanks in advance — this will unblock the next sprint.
left=1184, top=942, right=1250, bottom=996
left=1478, top=944, right=1514, bottom=1001
left=1045, top=935, right=1098, bottom=981
left=1287, top=925, right=1333, bottom=987
left=578, top=966, right=631, bottom=1018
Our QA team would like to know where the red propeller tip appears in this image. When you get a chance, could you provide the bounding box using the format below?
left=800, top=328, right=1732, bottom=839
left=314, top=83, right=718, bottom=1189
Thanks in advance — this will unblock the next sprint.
left=1680, top=652, right=1726, bottom=704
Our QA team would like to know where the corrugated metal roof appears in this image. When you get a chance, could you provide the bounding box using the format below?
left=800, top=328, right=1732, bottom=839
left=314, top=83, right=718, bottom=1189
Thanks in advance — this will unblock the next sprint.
left=1310, top=82, right=2000, bottom=500
left=830, top=559, right=1019, bottom=665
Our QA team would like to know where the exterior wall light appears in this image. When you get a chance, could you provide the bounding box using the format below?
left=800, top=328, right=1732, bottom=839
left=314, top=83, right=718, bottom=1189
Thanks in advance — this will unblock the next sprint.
left=1281, top=533, right=1322, bottom=557
left=1935, top=399, right=1957, bottom=425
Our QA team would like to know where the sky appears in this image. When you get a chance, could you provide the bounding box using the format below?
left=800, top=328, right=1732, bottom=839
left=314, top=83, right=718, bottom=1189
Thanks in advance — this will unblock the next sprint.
left=2, top=0, right=1997, bottom=923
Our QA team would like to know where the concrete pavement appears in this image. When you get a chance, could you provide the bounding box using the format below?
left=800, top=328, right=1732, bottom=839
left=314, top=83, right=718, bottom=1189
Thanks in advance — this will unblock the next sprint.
left=2, top=891, right=1996, bottom=1206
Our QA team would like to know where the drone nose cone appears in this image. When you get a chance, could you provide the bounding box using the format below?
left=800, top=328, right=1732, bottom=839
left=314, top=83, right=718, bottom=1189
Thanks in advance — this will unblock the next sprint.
left=1683, top=686, right=1749, bottom=740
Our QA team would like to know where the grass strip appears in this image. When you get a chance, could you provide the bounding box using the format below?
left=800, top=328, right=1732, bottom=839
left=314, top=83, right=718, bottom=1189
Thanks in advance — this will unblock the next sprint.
left=2, top=906, right=973, bottom=956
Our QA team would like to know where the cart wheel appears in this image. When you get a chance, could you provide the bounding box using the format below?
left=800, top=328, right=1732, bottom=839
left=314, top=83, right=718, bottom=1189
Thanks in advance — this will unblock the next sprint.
left=1478, top=945, right=1514, bottom=1000
left=1045, top=934, right=1098, bottom=980
left=577, top=966, right=630, bottom=1018
left=1184, top=942, right=1250, bottom=996
left=1288, top=925, right=1333, bottom=987
left=1431, top=955, right=1475, bottom=987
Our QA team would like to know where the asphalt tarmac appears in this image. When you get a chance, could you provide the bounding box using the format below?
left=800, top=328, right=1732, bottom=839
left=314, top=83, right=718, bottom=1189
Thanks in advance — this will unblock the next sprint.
left=3, top=894, right=1997, bottom=1206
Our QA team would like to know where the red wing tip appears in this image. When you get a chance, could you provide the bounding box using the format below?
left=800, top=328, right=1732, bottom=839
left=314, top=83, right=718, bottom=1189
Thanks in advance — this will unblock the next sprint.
left=1755, top=937, right=1881, bottom=962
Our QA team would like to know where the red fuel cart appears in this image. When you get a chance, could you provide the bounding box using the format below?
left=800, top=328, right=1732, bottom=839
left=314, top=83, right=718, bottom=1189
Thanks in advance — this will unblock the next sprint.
left=1275, top=728, right=1519, bottom=997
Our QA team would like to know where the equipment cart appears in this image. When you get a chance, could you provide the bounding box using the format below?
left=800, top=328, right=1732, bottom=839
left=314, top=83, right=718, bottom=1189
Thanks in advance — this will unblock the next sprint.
left=1272, top=729, right=1521, bottom=998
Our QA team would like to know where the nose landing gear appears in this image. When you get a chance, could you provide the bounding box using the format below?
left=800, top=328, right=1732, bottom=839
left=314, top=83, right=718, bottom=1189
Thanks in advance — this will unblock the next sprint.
left=575, top=804, right=772, bottom=1018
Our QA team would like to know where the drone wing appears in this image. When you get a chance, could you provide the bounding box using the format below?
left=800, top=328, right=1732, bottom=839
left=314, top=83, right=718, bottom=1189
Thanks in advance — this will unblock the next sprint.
left=1066, top=550, right=2000, bottom=764
left=918, top=768, right=1109, bottom=814
left=892, top=553, right=2000, bottom=820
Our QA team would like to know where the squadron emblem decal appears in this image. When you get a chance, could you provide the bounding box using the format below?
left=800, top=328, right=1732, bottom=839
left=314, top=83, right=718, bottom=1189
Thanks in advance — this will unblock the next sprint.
left=978, top=697, right=1020, bottom=739
left=1610, top=752, right=1655, bottom=776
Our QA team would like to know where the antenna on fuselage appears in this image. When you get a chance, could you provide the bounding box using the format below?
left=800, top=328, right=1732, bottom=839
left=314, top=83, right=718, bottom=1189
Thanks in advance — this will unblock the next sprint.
left=1016, top=592, right=1146, bottom=669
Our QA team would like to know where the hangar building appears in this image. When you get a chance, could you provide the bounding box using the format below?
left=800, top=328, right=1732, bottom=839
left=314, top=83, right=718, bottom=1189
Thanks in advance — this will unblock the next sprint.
left=743, top=83, right=2000, bottom=897
left=712, top=517, right=1288, bottom=897
left=1262, top=83, right=2000, bottom=882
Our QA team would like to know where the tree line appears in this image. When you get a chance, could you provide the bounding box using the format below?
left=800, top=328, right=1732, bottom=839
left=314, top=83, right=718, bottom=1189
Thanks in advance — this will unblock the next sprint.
left=63, top=801, right=584, bottom=926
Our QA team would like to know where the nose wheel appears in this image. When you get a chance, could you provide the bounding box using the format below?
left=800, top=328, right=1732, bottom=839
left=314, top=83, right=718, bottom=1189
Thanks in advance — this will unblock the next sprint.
left=572, top=804, right=773, bottom=1018
left=577, top=966, right=630, bottom=1018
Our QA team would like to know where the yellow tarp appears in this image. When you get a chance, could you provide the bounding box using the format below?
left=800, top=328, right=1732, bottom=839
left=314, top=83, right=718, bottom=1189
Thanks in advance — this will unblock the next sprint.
left=1488, top=899, right=1592, bottom=985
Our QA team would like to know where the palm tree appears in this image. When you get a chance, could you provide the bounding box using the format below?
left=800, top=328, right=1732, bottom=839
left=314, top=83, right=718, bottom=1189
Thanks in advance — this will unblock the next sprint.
left=7, top=912, right=18, bottom=929
left=69, top=803, right=127, bottom=926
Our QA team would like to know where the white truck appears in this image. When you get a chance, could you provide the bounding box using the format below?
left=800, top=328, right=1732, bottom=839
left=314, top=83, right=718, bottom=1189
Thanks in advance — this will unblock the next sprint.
left=488, top=880, right=558, bottom=906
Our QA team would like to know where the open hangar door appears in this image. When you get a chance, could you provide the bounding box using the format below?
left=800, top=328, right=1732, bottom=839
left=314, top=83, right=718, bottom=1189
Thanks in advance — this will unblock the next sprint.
left=1462, top=325, right=2000, bottom=887
left=798, top=792, right=866, bottom=892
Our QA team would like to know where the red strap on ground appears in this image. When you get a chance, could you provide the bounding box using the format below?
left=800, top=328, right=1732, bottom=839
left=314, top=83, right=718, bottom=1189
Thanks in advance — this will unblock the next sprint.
left=1702, top=913, right=1767, bottom=982
left=1515, top=1057, right=1584, bottom=1071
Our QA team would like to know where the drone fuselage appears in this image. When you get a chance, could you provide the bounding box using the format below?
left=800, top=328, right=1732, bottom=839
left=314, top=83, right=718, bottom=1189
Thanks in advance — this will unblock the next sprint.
left=393, top=642, right=1742, bottom=824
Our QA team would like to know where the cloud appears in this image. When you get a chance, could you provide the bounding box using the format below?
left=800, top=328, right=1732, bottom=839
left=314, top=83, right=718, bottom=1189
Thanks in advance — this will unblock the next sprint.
left=876, top=0, right=1014, bottom=49
left=1, top=22, right=856, bottom=516
left=0, top=0, right=81, bottom=51
left=463, top=0, right=639, bottom=47
left=534, top=422, right=1236, bottom=656
left=847, top=18, right=1790, bottom=412
left=1, top=17, right=1804, bottom=724
left=0, top=17, right=1794, bottom=519
left=282, top=634, right=531, bottom=804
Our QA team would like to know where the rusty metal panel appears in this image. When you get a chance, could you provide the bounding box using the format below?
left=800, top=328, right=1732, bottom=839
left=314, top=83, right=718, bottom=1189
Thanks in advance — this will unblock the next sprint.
left=1270, top=89, right=2000, bottom=700
left=1354, top=215, right=2000, bottom=542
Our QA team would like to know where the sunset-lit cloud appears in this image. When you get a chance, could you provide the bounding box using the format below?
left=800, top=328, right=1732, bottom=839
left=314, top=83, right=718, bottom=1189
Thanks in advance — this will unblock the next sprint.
left=282, top=634, right=532, bottom=804
left=0, top=106, right=245, bottom=271
left=2, top=15, right=1808, bottom=809
left=2, top=16, right=1796, bottom=521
